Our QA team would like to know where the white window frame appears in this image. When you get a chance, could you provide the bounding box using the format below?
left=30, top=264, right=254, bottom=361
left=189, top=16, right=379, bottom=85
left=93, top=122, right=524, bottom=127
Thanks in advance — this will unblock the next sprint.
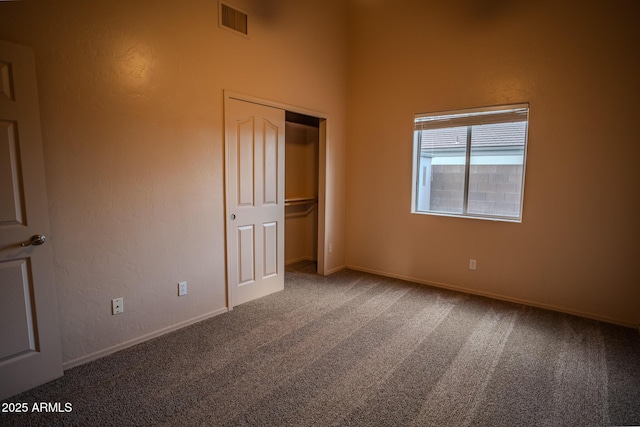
left=411, top=103, right=529, bottom=222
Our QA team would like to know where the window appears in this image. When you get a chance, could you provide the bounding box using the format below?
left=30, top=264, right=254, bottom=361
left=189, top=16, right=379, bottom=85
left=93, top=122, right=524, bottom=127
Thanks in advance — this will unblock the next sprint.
left=412, top=104, right=529, bottom=222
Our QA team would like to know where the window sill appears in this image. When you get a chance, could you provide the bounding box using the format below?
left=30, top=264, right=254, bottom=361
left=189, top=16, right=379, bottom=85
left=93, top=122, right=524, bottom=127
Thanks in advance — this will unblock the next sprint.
left=411, top=210, right=522, bottom=223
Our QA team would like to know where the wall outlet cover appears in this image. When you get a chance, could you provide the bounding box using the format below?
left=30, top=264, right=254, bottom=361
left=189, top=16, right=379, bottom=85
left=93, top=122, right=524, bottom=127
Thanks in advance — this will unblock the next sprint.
left=178, top=281, right=187, bottom=296
left=112, top=297, right=124, bottom=315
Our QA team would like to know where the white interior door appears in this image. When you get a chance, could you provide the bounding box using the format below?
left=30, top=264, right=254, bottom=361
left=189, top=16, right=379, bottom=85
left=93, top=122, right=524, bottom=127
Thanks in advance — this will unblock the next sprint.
left=0, top=40, right=63, bottom=400
left=225, top=96, right=285, bottom=307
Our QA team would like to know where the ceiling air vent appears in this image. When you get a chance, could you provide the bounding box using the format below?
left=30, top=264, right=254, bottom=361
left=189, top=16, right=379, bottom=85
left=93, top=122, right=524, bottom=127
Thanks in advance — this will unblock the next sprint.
left=220, top=2, right=248, bottom=36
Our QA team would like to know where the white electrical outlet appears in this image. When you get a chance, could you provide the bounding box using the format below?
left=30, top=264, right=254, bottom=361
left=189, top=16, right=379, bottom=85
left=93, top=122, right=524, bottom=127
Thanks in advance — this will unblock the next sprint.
left=469, top=259, right=477, bottom=270
left=112, top=297, right=124, bottom=315
left=178, top=281, right=187, bottom=296
left=328, top=243, right=333, bottom=254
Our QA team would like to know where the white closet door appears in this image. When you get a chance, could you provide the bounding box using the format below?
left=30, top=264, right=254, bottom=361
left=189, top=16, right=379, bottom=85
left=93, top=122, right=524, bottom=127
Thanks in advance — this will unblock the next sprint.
left=225, top=97, right=285, bottom=307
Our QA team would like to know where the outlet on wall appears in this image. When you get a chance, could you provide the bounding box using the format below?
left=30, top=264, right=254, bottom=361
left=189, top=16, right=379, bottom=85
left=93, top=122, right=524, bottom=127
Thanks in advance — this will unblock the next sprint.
left=469, top=259, right=477, bottom=270
left=112, top=297, right=124, bottom=315
left=178, top=281, right=187, bottom=296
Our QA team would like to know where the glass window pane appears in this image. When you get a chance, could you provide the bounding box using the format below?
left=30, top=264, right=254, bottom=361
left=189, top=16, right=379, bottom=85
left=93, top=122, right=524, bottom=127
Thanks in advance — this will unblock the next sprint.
left=416, top=126, right=467, bottom=214
left=467, top=122, right=526, bottom=218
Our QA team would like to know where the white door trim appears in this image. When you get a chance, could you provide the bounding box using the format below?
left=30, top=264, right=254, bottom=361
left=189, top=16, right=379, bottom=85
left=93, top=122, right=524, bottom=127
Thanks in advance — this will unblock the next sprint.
left=223, top=90, right=329, bottom=309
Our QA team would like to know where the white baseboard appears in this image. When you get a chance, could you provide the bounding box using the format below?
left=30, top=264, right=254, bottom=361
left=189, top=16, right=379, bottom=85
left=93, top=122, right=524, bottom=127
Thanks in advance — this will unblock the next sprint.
left=63, top=307, right=228, bottom=370
left=347, top=264, right=636, bottom=329
left=325, top=264, right=347, bottom=275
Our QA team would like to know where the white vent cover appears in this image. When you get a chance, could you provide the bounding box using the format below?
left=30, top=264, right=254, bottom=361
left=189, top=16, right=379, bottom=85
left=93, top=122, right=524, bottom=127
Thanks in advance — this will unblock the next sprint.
left=219, top=1, right=248, bottom=36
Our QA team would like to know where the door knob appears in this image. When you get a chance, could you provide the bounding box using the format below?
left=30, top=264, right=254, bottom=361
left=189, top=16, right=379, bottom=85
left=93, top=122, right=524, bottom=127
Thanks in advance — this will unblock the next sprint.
left=231, top=214, right=237, bottom=220
left=21, top=234, right=46, bottom=247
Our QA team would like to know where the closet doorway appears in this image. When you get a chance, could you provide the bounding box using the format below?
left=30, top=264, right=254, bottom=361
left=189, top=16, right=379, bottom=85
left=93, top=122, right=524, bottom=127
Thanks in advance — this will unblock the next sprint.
left=284, top=112, right=320, bottom=273
left=224, top=91, right=327, bottom=309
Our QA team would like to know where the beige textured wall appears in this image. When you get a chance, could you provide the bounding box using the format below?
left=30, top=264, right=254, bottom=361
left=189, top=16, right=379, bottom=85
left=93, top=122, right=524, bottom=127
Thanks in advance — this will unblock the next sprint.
left=347, top=1, right=640, bottom=326
left=0, top=0, right=348, bottom=364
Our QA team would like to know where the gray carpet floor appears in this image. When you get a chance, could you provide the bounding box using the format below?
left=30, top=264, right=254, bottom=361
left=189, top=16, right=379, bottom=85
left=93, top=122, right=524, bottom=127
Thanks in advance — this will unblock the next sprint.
left=2, top=262, right=639, bottom=426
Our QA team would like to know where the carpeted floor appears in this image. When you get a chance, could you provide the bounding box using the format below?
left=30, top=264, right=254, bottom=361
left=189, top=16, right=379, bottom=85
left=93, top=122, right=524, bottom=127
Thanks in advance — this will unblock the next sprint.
left=2, top=262, right=639, bottom=426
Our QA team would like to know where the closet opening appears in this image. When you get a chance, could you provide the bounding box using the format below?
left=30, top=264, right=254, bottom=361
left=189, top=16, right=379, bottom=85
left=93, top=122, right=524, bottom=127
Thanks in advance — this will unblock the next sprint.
left=285, top=111, right=320, bottom=274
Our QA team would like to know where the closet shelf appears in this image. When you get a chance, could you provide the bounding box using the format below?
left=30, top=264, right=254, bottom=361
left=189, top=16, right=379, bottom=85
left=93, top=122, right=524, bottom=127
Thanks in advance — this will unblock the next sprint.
left=285, top=197, right=317, bottom=206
